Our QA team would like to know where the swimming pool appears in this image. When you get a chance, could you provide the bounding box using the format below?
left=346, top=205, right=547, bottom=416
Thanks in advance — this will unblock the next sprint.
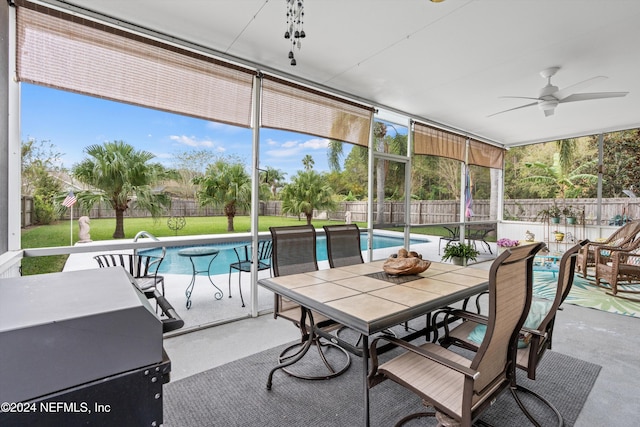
left=141, top=233, right=429, bottom=276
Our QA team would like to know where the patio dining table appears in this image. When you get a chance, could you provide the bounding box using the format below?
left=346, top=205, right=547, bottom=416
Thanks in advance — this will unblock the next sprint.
left=258, top=259, right=489, bottom=426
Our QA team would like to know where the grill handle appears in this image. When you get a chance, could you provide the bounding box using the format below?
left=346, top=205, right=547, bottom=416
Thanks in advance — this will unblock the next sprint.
left=152, top=290, right=185, bottom=333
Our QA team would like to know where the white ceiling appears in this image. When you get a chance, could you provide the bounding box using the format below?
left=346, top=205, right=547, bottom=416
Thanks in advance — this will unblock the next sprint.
left=40, top=0, right=640, bottom=147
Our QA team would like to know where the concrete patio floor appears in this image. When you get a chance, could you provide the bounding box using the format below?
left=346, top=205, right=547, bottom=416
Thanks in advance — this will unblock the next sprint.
left=63, top=235, right=639, bottom=426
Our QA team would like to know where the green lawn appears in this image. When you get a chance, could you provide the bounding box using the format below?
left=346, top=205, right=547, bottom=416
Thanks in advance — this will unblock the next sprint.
left=20, top=216, right=364, bottom=275
left=20, top=216, right=466, bottom=275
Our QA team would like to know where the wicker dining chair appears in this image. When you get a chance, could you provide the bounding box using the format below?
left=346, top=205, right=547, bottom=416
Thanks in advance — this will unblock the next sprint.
left=268, top=225, right=351, bottom=383
left=437, top=240, right=586, bottom=427
left=576, top=219, right=640, bottom=278
left=367, top=242, right=544, bottom=427
left=228, top=240, right=272, bottom=307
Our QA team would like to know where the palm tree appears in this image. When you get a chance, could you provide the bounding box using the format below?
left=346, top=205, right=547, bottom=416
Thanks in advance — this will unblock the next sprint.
left=73, top=141, right=174, bottom=238
left=193, top=160, right=251, bottom=232
left=327, top=140, right=344, bottom=172
left=260, top=166, right=286, bottom=199
left=281, top=170, right=336, bottom=224
left=302, top=155, right=314, bottom=170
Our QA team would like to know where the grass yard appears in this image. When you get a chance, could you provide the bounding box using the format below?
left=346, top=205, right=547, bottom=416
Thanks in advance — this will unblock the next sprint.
left=20, top=215, right=467, bottom=275
left=20, top=216, right=365, bottom=275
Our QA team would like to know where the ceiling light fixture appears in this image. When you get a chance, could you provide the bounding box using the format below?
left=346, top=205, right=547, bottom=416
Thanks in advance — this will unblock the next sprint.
left=284, top=0, right=305, bottom=66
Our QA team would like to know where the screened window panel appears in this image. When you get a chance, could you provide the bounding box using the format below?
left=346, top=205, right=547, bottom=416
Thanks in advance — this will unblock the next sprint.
left=16, top=3, right=254, bottom=128
left=413, top=122, right=465, bottom=162
left=468, top=139, right=504, bottom=169
left=261, top=76, right=373, bottom=147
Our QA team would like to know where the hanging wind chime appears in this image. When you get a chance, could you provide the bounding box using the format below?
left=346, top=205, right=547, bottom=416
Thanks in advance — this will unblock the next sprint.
left=284, top=0, right=305, bottom=66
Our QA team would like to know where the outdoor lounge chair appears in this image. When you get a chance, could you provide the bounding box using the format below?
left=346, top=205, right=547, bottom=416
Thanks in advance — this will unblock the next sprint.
left=436, top=241, right=586, bottom=427
left=367, top=242, right=544, bottom=427
left=576, top=219, right=640, bottom=278
left=267, top=225, right=351, bottom=384
left=94, top=252, right=166, bottom=296
left=228, top=240, right=272, bottom=307
left=594, top=238, right=640, bottom=301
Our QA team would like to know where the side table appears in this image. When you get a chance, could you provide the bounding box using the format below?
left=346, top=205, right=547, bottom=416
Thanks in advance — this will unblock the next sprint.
left=178, top=247, right=223, bottom=309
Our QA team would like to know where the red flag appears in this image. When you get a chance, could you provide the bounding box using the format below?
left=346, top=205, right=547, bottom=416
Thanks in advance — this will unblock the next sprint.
left=62, top=191, right=77, bottom=208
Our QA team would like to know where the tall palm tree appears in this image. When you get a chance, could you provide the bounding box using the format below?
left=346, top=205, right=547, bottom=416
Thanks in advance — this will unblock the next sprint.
left=327, top=140, right=344, bottom=172
left=260, top=166, right=286, bottom=199
left=193, top=160, right=251, bottom=232
left=73, top=141, right=174, bottom=238
left=302, top=154, right=314, bottom=170
left=281, top=170, right=336, bottom=224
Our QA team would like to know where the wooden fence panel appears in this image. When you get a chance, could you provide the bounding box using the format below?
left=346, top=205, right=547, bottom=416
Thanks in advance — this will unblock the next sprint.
left=47, top=196, right=639, bottom=227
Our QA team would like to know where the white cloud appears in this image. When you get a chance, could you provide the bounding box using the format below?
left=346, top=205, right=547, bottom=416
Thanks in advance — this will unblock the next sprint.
left=169, top=134, right=215, bottom=148
left=300, top=138, right=329, bottom=149
left=266, top=137, right=329, bottom=158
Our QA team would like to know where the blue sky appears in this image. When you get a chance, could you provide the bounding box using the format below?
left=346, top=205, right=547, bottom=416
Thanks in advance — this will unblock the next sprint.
left=20, top=84, right=346, bottom=180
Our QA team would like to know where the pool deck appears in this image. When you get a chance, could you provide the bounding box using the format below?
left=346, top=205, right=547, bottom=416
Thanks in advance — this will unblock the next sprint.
left=63, top=233, right=496, bottom=335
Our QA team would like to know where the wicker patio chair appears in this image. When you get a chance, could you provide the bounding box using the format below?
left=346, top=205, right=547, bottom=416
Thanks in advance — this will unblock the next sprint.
left=594, top=239, right=640, bottom=301
left=576, top=220, right=640, bottom=278
left=323, top=224, right=364, bottom=267
left=268, top=225, right=351, bottom=384
left=436, top=240, right=586, bottom=427
left=367, top=242, right=544, bottom=427
left=228, top=240, right=272, bottom=307
left=94, top=251, right=166, bottom=296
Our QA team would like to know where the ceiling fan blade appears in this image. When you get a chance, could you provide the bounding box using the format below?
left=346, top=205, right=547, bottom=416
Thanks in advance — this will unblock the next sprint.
left=553, top=76, right=607, bottom=100
left=499, top=96, right=540, bottom=101
left=559, top=92, right=629, bottom=103
left=544, top=108, right=555, bottom=117
left=487, top=101, right=538, bottom=118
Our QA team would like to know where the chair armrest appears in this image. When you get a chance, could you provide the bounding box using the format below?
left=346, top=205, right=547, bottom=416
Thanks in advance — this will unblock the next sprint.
left=368, top=335, right=479, bottom=386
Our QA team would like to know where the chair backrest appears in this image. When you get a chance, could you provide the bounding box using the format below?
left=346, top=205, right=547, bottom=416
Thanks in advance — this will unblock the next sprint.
left=94, top=253, right=163, bottom=279
left=470, top=242, right=544, bottom=397
left=604, top=219, right=640, bottom=246
left=270, top=225, right=318, bottom=277
left=235, top=240, right=273, bottom=264
left=323, top=224, right=364, bottom=268
left=542, top=240, right=587, bottom=328
left=515, top=240, right=587, bottom=380
left=269, top=225, right=318, bottom=320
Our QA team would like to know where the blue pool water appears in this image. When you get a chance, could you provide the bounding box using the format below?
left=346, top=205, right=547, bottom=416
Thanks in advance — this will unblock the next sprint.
left=142, top=233, right=429, bottom=276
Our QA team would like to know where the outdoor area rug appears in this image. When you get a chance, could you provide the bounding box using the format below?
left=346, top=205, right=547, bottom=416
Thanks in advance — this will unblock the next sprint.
left=163, top=341, right=600, bottom=426
left=533, top=272, right=640, bottom=318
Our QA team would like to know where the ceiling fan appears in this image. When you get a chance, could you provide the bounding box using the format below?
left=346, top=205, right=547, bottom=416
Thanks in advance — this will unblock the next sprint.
left=488, top=67, right=628, bottom=117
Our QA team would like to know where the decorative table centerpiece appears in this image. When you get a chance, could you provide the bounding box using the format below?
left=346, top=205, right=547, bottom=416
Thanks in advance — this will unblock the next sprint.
left=383, top=248, right=431, bottom=276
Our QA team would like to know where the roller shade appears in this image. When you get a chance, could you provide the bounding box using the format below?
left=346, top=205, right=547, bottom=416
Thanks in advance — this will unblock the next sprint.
left=16, top=2, right=254, bottom=128
left=261, top=75, right=373, bottom=147
left=414, top=122, right=504, bottom=169
left=468, top=138, right=504, bottom=169
left=413, top=122, right=465, bottom=162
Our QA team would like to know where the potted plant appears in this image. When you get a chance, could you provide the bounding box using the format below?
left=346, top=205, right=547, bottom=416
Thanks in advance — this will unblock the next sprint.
left=536, top=202, right=562, bottom=224
left=553, top=230, right=565, bottom=242
left=441, top=242, right=479, bottom=266
left=562, top=205, right=578, bottom=224
left=496, top=238, right=520, bottom=254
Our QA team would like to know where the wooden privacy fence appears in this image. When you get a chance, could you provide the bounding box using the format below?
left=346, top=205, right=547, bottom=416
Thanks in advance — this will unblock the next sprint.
left=47, top=197, right=639, bottom=227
